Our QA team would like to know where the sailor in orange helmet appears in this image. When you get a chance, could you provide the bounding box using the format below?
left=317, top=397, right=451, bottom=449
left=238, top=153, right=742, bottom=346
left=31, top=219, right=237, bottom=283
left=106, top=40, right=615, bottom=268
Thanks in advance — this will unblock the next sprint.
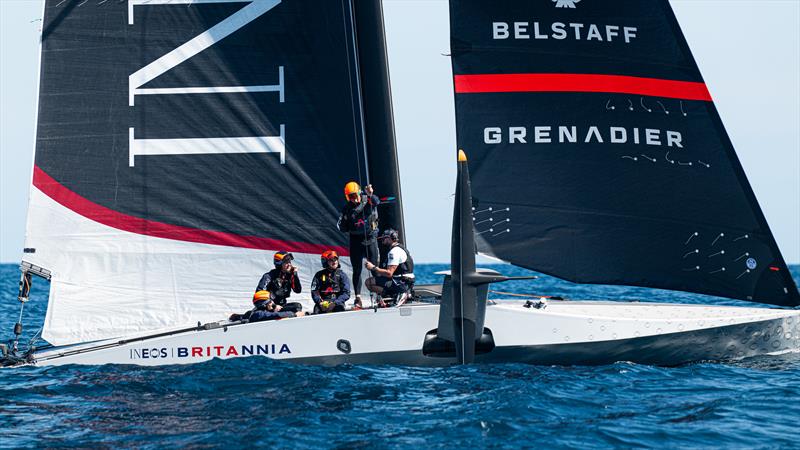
left=255, top=251, right=303, bottom=313
left=337, top=181, right=380, bottom=308
left=229, top=289, right=305, bottom=322
left=310, top=250, right=351, bottom=313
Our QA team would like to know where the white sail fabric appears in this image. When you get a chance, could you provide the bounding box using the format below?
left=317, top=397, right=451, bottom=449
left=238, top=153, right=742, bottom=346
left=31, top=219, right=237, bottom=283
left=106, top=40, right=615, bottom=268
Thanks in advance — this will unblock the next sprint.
left=25, top=188, right=352, bottom=345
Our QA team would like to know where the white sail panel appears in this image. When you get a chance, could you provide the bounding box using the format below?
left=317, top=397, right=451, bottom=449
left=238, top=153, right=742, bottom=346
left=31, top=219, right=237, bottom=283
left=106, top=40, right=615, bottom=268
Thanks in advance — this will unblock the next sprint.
left=25, top=187, right=347, bottom=345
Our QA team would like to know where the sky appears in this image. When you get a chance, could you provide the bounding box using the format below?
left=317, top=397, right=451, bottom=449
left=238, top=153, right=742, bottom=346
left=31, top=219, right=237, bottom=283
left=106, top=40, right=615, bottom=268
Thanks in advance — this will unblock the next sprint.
left=1, top=0, right=799, bottom=264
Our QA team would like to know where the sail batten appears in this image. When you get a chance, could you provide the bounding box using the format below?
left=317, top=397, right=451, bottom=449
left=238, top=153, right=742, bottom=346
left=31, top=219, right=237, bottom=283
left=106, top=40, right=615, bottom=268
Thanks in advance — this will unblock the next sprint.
left=449, top=0, right=799, bottom=306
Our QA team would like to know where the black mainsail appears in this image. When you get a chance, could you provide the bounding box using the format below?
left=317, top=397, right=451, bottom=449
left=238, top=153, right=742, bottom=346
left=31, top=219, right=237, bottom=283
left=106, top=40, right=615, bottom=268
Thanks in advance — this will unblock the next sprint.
left=23, top=0, right=404, bottom=345
left=352, top=0, right=406, bottom=242
left=449, top=0, right=799, bottom=306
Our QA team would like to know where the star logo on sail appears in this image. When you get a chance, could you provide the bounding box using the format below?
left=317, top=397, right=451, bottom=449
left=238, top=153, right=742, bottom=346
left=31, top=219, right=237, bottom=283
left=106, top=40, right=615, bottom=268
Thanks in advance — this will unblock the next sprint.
left=553, top=0, right=581, bottom=8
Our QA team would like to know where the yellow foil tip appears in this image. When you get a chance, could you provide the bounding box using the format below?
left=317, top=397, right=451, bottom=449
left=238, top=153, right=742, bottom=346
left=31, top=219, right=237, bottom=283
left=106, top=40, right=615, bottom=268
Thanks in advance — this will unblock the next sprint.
left=458, top=149, right=467, bottom=162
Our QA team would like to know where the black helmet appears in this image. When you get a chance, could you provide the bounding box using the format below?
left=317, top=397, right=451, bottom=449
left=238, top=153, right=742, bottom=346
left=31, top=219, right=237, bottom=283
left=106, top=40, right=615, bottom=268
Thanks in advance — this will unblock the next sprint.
left=379, top=228, right=399, bottom=242
left=273, top=251, right=294, bottom=268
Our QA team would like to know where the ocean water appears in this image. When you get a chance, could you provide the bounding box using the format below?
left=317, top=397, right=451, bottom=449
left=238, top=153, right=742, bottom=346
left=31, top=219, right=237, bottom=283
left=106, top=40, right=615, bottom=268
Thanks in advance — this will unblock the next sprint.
left=1, top=263, right=799, bottom=449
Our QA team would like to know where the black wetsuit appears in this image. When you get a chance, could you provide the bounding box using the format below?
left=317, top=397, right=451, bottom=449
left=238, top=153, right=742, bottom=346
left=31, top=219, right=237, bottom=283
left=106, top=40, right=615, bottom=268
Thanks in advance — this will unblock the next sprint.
left=337, top=193, right=380, bottom=296
left=311, top=268, right=351, bottom=313
left=256, top=268, right=302, bottom=312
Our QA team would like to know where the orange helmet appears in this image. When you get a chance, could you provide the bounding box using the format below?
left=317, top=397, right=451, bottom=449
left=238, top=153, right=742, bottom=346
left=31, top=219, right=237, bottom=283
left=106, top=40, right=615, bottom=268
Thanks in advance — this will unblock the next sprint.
left=321, top=250, right=339, bottom=268
left=273, top=251, right=294, bottom=268
left=253, top=290, right=271, bottom=303
left=344, top=181, right=360, bottom=200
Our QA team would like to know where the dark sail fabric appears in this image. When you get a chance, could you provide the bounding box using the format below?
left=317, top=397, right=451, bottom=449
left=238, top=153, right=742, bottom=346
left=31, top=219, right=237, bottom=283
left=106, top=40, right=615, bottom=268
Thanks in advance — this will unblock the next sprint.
left=353, top=0, right=407, bottom=242
left=449, top=0, right=800, bottom=306
left=33, top=0, right=371, bottom=254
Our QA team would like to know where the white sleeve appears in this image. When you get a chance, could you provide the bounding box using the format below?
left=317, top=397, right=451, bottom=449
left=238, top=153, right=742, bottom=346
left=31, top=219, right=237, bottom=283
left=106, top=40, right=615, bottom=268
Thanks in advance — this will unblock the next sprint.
left=387, top=247, right=407, bottom=266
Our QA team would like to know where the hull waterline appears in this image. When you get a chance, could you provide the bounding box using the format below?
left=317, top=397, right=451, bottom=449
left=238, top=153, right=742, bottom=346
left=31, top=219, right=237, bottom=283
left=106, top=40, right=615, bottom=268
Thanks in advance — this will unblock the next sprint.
left=21, top=300, right=800, bottom=367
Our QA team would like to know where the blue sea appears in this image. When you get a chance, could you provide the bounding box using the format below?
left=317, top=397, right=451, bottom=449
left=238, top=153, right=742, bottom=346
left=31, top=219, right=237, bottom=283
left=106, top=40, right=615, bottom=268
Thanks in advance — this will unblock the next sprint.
left=1, top=263, right=799, bottom=449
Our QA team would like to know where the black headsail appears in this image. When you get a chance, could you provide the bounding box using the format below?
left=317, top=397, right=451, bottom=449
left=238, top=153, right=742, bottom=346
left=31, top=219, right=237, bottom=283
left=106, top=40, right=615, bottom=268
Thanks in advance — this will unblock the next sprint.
left=449, top=0, right=799, bottom=306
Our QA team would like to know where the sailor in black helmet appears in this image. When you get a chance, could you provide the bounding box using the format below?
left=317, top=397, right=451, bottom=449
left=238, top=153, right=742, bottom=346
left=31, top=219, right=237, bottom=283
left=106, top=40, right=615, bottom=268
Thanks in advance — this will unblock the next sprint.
left=255, top=251, right=303, bottom=313
left=364, top=229, right=414, bottom=306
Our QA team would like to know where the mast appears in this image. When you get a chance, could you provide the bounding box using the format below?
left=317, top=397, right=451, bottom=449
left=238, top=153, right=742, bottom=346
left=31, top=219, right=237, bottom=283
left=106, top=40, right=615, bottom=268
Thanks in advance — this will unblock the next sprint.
left=351, top=0, right=406, bottom=242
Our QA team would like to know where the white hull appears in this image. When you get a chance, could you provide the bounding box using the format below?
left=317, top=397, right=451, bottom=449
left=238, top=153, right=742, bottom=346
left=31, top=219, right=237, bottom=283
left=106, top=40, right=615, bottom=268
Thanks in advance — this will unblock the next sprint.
left=27, top=300, right=800, bottom=367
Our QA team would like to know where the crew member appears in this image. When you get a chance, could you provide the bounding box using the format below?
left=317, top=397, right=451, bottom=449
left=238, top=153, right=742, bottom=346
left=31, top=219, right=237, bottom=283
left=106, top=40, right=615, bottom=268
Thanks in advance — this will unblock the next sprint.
left=256, top=251, right=302, bottom=313
left=337, top=181, right=380, bottom=308
left=246, top=290, right=305, bottom=322
left=311, top=250, right=352, bottom=314
left=365, top=229, right=414, bottom=306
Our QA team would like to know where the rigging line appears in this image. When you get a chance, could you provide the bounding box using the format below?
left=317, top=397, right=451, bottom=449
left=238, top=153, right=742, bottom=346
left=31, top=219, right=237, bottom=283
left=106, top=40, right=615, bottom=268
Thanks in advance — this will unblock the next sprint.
left=344, top=0, right=374, bottom=280
left=17, top=303, right=25, bottom=327
left=339, top=0, right=373, bottom=294
left=340, top=0, right=363, bottom=188
left=344, top=0, right=370, bottom=187
left=27, top=327, right=43, bottom=348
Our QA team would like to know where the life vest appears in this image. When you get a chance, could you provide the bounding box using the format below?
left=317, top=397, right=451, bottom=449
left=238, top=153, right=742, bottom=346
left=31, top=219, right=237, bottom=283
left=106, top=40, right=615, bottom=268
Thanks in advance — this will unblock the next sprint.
left=381, top=244, right=414, bottom=278
left=340, top=196, right=378, bottom=236
left=266, top=269, right=295, bottom=303
left=316, top=269, right=344, bottom=300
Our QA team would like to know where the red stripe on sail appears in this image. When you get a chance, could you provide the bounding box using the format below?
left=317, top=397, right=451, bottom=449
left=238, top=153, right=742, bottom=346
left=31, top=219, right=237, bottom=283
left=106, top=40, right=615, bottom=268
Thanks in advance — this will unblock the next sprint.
left=454, top=74, right=713, bottom=101
left=32, top=165, right=349, bottom=255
